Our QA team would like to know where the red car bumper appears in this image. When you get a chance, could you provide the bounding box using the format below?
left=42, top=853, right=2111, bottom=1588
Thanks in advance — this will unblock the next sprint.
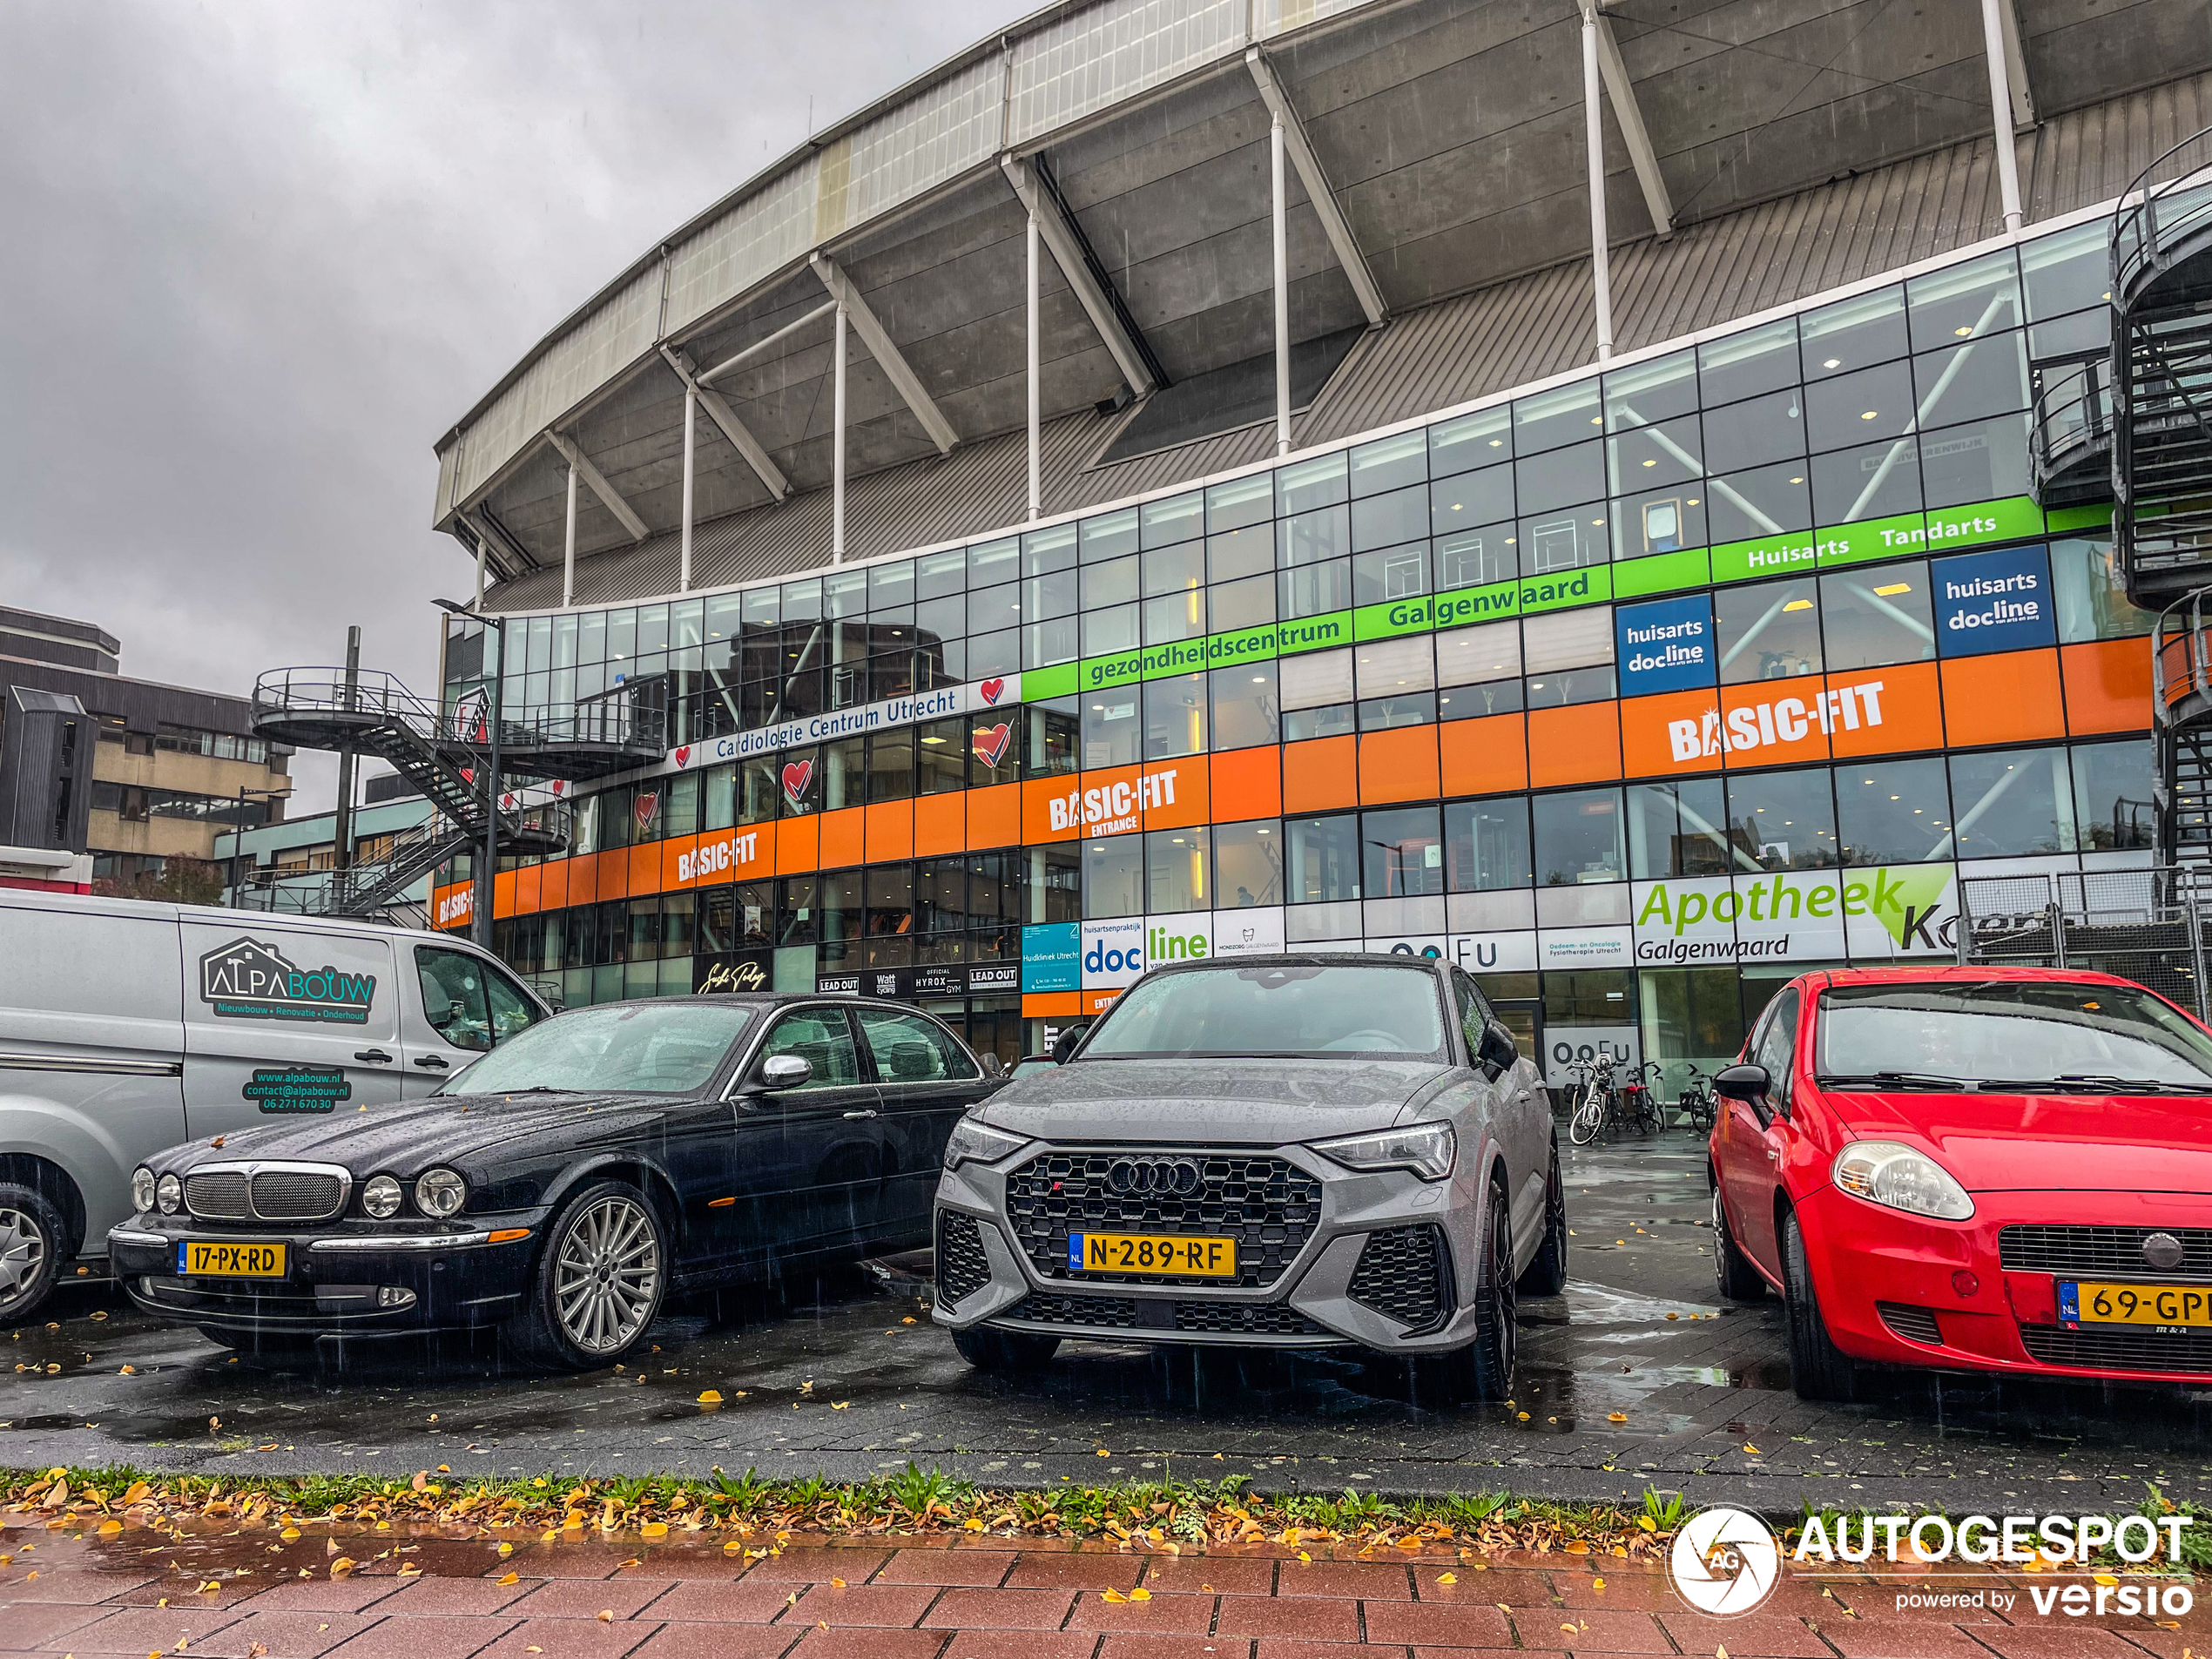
left=1798, top=1184, right=2212, bottom=1386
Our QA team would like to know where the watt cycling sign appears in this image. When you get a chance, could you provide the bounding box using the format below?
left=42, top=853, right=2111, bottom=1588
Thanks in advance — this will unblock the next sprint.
left=199, top=937, right=379, bottom=1026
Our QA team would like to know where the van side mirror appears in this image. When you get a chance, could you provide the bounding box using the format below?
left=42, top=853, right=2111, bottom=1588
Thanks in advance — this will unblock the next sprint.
left=1714, top=1062, right=1770, bottom=1101
left=1476, top=1019, right=1518, bottom=1079
left=760, top=1053, right=812, bottom=1089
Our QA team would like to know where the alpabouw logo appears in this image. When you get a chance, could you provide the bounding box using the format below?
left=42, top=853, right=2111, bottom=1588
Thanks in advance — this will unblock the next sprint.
left=1669, top=1507, right=1781, bottom=1616
left=199, top=938, right=378, bottom=1026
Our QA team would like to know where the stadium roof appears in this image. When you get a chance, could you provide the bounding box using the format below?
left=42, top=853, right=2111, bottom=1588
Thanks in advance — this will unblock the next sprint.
left=436, top=0, right=2209, bottom=599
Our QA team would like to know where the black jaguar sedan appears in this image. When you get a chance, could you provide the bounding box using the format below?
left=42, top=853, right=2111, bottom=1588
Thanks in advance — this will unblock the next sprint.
left=108, top=995, right=999, bottom=1368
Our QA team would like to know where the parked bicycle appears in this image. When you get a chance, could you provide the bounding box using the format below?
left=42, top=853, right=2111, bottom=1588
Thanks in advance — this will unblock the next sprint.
left=1567, top=1052, right=1622, bottom=1145
left=1621, top=1061, right=1666, bottom=1136
left=1676, top=1064, right=1717, bottom=1135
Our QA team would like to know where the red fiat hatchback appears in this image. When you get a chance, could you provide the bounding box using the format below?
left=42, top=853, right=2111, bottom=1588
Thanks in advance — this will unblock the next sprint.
left=1708, top=965, right=2212, bottom=1399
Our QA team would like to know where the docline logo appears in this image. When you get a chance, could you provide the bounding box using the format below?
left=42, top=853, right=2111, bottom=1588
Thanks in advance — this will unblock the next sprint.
left=1669, top=1506, right=1782, bottom=1617
left=199, top=938, right=378, bottom=1026
left=1669, top=679, right=1887, bottom=761
left=1049, top=770, right=1182, bottom=835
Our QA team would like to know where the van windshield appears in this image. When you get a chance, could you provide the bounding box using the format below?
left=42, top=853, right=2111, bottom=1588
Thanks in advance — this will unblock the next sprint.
left=1079, top=963, right=1449, bottom=1061
left=441, top=1003, right=756, bottom=1096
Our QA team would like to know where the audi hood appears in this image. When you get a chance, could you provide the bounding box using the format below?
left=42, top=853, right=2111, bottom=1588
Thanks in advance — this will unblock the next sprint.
left=969, top=1057, right=1455, bottom=1145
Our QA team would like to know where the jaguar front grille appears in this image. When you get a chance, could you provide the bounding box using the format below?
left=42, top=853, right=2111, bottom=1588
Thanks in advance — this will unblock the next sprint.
left=183, top=1171, right=250, bottom=1221
left=1004, top=1150, right=1321, bottom=1289
left=183, top=1165, right=348, bottom=1224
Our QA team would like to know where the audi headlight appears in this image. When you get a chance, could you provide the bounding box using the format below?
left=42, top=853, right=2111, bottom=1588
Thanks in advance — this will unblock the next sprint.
left=944, top=1117, right=1029, bottom=1170
left=361, top=1174, right=403, bottom=1219
left=1311, top=1122, right=1456, bottom=1182
left=131, top=1167, right=157, bottom=1215
left=156, top=1173, right=183, bottom=1215
left=415, top=1168, right=467, bottom=1219
left=1832, top=1140, right=1974, bottom=1221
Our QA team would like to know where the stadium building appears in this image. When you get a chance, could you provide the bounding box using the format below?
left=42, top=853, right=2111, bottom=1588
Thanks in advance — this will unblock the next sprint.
left=382, top=0, right=2212, bottom=1081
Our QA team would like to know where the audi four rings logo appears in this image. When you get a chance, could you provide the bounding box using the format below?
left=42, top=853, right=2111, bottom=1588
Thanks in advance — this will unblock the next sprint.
left=1107, top=1157, right=1203, bottom=1196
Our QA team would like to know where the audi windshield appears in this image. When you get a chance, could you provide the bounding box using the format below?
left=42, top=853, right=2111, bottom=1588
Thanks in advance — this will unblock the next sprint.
left=1817, top=980, right=2212, bottom=1091
left=1078, top=962, right=1450, bottom=1061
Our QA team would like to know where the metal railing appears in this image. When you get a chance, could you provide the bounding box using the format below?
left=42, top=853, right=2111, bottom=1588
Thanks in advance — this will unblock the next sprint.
left=2114, top=128, right=2212, bottom=307
left=2028, top=347, right=2113, bottom=500
left=1959, top=864, right=2212, bottom=1020
left=253, top=666, right=455, bottom=745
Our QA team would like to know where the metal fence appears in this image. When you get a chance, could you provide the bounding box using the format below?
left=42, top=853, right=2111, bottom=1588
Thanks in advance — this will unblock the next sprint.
left=1959, top=865, right=2212, bottom=1019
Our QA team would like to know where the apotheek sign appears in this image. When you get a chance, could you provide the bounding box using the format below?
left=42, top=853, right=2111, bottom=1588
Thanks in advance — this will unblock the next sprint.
left=1631, top=866, right=1960, bottom=964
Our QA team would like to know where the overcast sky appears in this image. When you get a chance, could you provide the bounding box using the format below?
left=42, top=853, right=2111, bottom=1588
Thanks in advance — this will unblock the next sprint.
left=0, top=0, right=1013, bottom=815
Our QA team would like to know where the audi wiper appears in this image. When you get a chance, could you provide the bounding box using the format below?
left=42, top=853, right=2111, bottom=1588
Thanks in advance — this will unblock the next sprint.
left=1817, top=1070, right=1973, bottom=1091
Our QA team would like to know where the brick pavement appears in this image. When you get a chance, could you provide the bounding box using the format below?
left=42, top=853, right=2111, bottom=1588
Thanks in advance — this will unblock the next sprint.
left=4, top=1512, right=2205, bottom=1659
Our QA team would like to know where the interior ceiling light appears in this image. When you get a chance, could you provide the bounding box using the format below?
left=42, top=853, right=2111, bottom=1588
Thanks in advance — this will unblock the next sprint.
left=1873, top=582, right=1912, bottom=596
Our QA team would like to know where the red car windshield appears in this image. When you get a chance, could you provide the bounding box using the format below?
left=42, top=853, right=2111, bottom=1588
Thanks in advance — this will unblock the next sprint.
left=1817, top=981, right=2212, bottom=1092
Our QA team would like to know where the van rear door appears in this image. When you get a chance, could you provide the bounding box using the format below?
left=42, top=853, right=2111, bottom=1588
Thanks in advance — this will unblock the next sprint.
left=179, top=920, right=405, bottom=1137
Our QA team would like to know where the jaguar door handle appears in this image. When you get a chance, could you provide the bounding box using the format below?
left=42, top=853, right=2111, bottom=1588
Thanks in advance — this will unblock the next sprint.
left=414, top=1055, right=450, bottom=1070
left=354, top=1049, right=394, bottom=1064
left=843, top=1109, right=879, bottom=1120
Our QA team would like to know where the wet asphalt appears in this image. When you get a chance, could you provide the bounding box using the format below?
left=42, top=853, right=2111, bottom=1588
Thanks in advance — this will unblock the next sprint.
left=10, top=1124, right=2212, bottom=1513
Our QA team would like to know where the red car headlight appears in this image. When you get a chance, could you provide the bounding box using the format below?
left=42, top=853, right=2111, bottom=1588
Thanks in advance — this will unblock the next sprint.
left=1832, top=1140, right=1974, bottom=1221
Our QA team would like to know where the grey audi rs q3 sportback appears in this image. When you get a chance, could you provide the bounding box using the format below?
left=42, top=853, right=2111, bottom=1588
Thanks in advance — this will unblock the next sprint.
left=932, top=954, right=1565, bottom=1396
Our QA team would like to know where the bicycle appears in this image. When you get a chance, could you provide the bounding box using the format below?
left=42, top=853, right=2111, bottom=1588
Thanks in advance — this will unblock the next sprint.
left=1621, top=1062, right=1666, bottom=1136
left=1567, top=1052, right=1621, bottom=1146
left=1676, top=1064, right=1717, bottom=1135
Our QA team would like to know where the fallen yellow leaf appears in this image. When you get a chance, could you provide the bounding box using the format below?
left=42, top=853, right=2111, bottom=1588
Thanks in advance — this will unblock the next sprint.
left=1101, top=1588, right=1129, bottom=1603
left=328, top=1558, right=355, bottom=1576
left=497, top=1542, right=513, bottom=1557
left=639, top=1523, right=668, bottom=1539
left=830, top=1577, right=846, bottom=1588
left=1743, top=1444, right=1762, bottom=1455
left=597, top=1609, right=613, bottom=1622
left=1128, top=1588, right=1151, bottom=1602
left=498, top=1572, right=520, bottom=1585
left=963, top=1518, right=987, bottom=1533
left=1438, top=1572, right=1458, bottom=1585
left=1608, top=1412, right=1628, bottom=1423
left=698, top=1390, right=722, bottom=1404
left=1592, top=1577, right=1605, bottom=1591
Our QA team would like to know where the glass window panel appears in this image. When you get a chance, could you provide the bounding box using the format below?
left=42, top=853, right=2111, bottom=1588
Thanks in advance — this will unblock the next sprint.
left=1143, top=589, right=1206, bottom=644
left=1948, top=746, right=2070, bottom=857
left=1430, top=404, right=1514, bottom=475
left=625, top=894, right=664, bottom=962
left=867, top=727, right=914, bottom=803
left=1021, top=523, right=1078, bottom=577
left=1352, top=541, right=1432, bottom=604
left=1819, top=559, right=1937, bottom=670
left=1356, top=634, right=1436, bottom=698
left=2052, top=536, right=2155, bottom=641
left=2073, top=738, right=2155, bottom=852
left=1523, top=607, right=1615, bottom=673
left=1607, top=415, right=1703, bottom=496
left=967, top=582, right=1022, bottom=636
left=552, top=613, right=578, bottom=670
left=1715, top=577, right=1822, bottom=684
left=670, top=599, right=704, bottom=651
left=1811, top=438, right=1919, bottom=527
left=780, top=578, right=821, bottom=621
left=1352, top=482, right=1430, bottom=551
left=1726, top=765, right=1839, bottom=869
left=1210, top=571, right=1276, bottom=631
left=1800, top=285, right=1908, bottom=378
left=958, top=538, right=1011, bottom=591
left=1286, top=813, right=1361, bottom=903
left=1211, top=661, right=1279, bottom=750
left=1628, top=778, right=1739, bottom=880
left=820, top=735, right=866, bottom=813
left=702, top=763, right=736, bottom=832
left=1805, top=360, right=1914, bottom=455
left=779, top=743, right=822, bottom=817
left=967, top=628, right=1017, bottom=680
left=1445, top=796, right=1531, bottom=890
left=915, top=855, right=968, bottom=934
left=1919, top=411, right=2033, bottom=508
left=828, top=570, right=873, bottom=619
left=1279, top=557, right=1352, bottom=618
left=1351, top=429, right=1428, bottom=497
left=1363, top=805, right=1443, bottom=896
left=578, top=610, right=607, bottom=663
left=704, top=591, right=742, bottom=645
left=1837, top=756, right=1952, bottom=865
left=1209, top=521, right=1276, bottom=583
left=968, top=705, right=1019, bottom=787
left=1082, top=835, right=1143, bottom=918
left=607, top=608, right=637, bottom=664
left=661, top=892, right=696, bottom=961
left=1207, top=472, right=1275, bottom=534
left=1277, top=451, right=1347, bottom=515
left=1141, top=539, right=1205, bottom=597
left=1143, top=672, right=1207, bottom=759
left=738, top=588, right=779, bottom=631
left=1605, top=347, right=1699, bottom=428
left=1435, top=523, right=1516, bottom=590
left=2023, top=219, right=2111, bottom=321
left=1024, top=616, right=1078, bottom=668
left=737, top=756, right=779, bottom=825
left=1281, top=647, right=1353, bottom=710
left=1531, top=787, right=1623, bottom=885
left=864, top=560, right=915, bottom=614
left=1280, top=504, right=1348, bottom=566
left=1215, top=819, right=1284, bottom=907
left=1284, top=701, right=1355, bottom=739
left=915, top=592, right=965, bottom=648
left=1517, top=509, right=1609, bottom=575
left=1907, top=246, right=2021, bottom=352
left=916, top=548, right=966, bottom=599
left=1707, top=462, right=1812, bottom=544
left=777, top=874, right=821, bottom=947
left=1025, top=841, right=1082, bottom=925
left=1082, top=554, right=1138, bottom=610
left=1430, top=462, right=1514, bottom=537
left=1082, top=688, right=1141, bottom=769
left=1081, top=604, right=1138, bottom=657
left=1435, top=619, right=1521, bottom=685
left=1022, top=564, right=1077, bottom=621
left=1514, top=380, right=1602, bottom=453
left=1912, top=332, right=2028, bottom=427
left=1143, top=491, right=1204, bottom=547
left=665, top=772, right=701, bottom=839
left=524, top=615, right=553, bottom=673
left=1146, top=825, right=1211, bottom=913
left=817, top=872, right=865, bottom=962
left=1025, top=696, right=1080, bottom=777
left=1613, top=488, right=1707, bottom=559
left=1698, top=315, right=1799, bottom=406
left=1701, top=387, right=1804, bottom=475
left=1080, top=508, right=1140, bottom=561
left=1523, top=664, right=1615, bottom=706
left=1514, top=439, right=1605, bottom=514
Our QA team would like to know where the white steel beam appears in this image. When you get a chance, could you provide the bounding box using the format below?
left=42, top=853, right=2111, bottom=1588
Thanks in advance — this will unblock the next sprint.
left=658, top=344, right=792, bottom=501
left=544, top=428, right=650, bottom=543
left=679, top=383, right=695, bottom=592
left=1027, top=207, right=1042, bottom=521
left=696, top=300, right=837, bottom=387
left=561, top=464, right=578, bottom=607
left=1001, top=154, right=1163, bottom=395
left=1587, top=10, right=1674, bottom=237
left=833, top=300, right=848, bottom=561
left=808, top=252, right=958, bottom=455
left=1977, top=0, right=2027, bottom=230
left=1271, top=111, right=1291, bottom=455
left=1581, top=1, right=1615, bottom=361
left=1996, top=0, right=2036, bottom=131
left=456, top=508, right=532, bottom=580
left=1244, top=48, right=1389, bottom=325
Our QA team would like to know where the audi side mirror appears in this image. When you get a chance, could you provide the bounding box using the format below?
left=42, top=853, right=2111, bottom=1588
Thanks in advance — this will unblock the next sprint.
left=979, top=1053, right=1005, bottom=1081
left=761, top=1054, right=813, bottom=1089
left=1050, top=1021, right=1090, bottom=1065
left=1476, top=1018, right=1518, bottom=1079
left=1714, top=1062, right=1770, bottom=1101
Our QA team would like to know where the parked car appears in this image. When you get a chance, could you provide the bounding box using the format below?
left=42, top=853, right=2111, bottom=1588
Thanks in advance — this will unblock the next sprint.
left=0, top=889, right=549, bottom=1323
left=931, top=954, right=1562, bottom=1396
left=110, top=993, right=998, bottom=1367
left=1708, top=965, right=2212, bottom=1399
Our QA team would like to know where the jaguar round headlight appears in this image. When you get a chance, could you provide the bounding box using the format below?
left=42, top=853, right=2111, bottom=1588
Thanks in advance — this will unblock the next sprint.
left=361, top=1175, right=403, bottom=1219
left=415, top=1168, right=467, bottom=1219
left=156, top=1173, right=183, bottom=1215
left=132, top=1167, right=157, bottom=1215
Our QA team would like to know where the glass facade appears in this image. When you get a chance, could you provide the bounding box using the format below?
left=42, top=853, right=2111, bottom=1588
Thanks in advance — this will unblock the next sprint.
left=443, top=214, right=2150, bottom=1083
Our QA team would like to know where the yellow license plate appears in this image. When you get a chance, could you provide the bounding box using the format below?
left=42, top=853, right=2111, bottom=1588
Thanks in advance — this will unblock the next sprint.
left=178, top=1240, right=287, bottom=1278
left=1069, top=1231, right=1237, bottom=1278
left=2060, top=1280, right=2212, bottom=1327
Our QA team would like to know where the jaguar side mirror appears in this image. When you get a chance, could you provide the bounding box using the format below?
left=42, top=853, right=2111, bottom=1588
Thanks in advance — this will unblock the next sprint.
left=1476, top=1018, right=1518, bottom=1079
left=760, top=1054, right=813, bottom=1089
left=1714, top=1062, right=1770, bottom=1101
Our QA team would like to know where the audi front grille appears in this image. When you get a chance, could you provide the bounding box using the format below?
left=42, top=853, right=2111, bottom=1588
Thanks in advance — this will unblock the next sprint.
left=1003, top=1150, right=1321, bottom=1289
left=1347, top=1224, right=1453, bottom=1333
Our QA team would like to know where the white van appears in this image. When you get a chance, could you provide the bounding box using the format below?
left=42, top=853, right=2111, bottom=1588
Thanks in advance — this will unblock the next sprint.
left=0, top=890, right=550, bottom=1322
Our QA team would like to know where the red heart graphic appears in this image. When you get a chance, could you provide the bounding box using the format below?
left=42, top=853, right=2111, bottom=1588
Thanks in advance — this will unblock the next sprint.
left=550, top=779, right=566, bottom=796
left=979, top=677, right=1006, bottom=705
left=673, top=745, right=691, bottom=769
left=780, top=759, right=814, bottom=803
left=971, top=721, right=1012, bottom=768
left=633, top=792, right=659, bottom=831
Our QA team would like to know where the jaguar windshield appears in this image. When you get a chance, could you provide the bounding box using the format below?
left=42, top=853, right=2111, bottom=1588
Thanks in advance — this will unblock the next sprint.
left=1078, top=962, right=1450, bottom=1061
left=440, top=1002, right=757, bottom=1096
left=1817, top=980, right=2212, bottom=1091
